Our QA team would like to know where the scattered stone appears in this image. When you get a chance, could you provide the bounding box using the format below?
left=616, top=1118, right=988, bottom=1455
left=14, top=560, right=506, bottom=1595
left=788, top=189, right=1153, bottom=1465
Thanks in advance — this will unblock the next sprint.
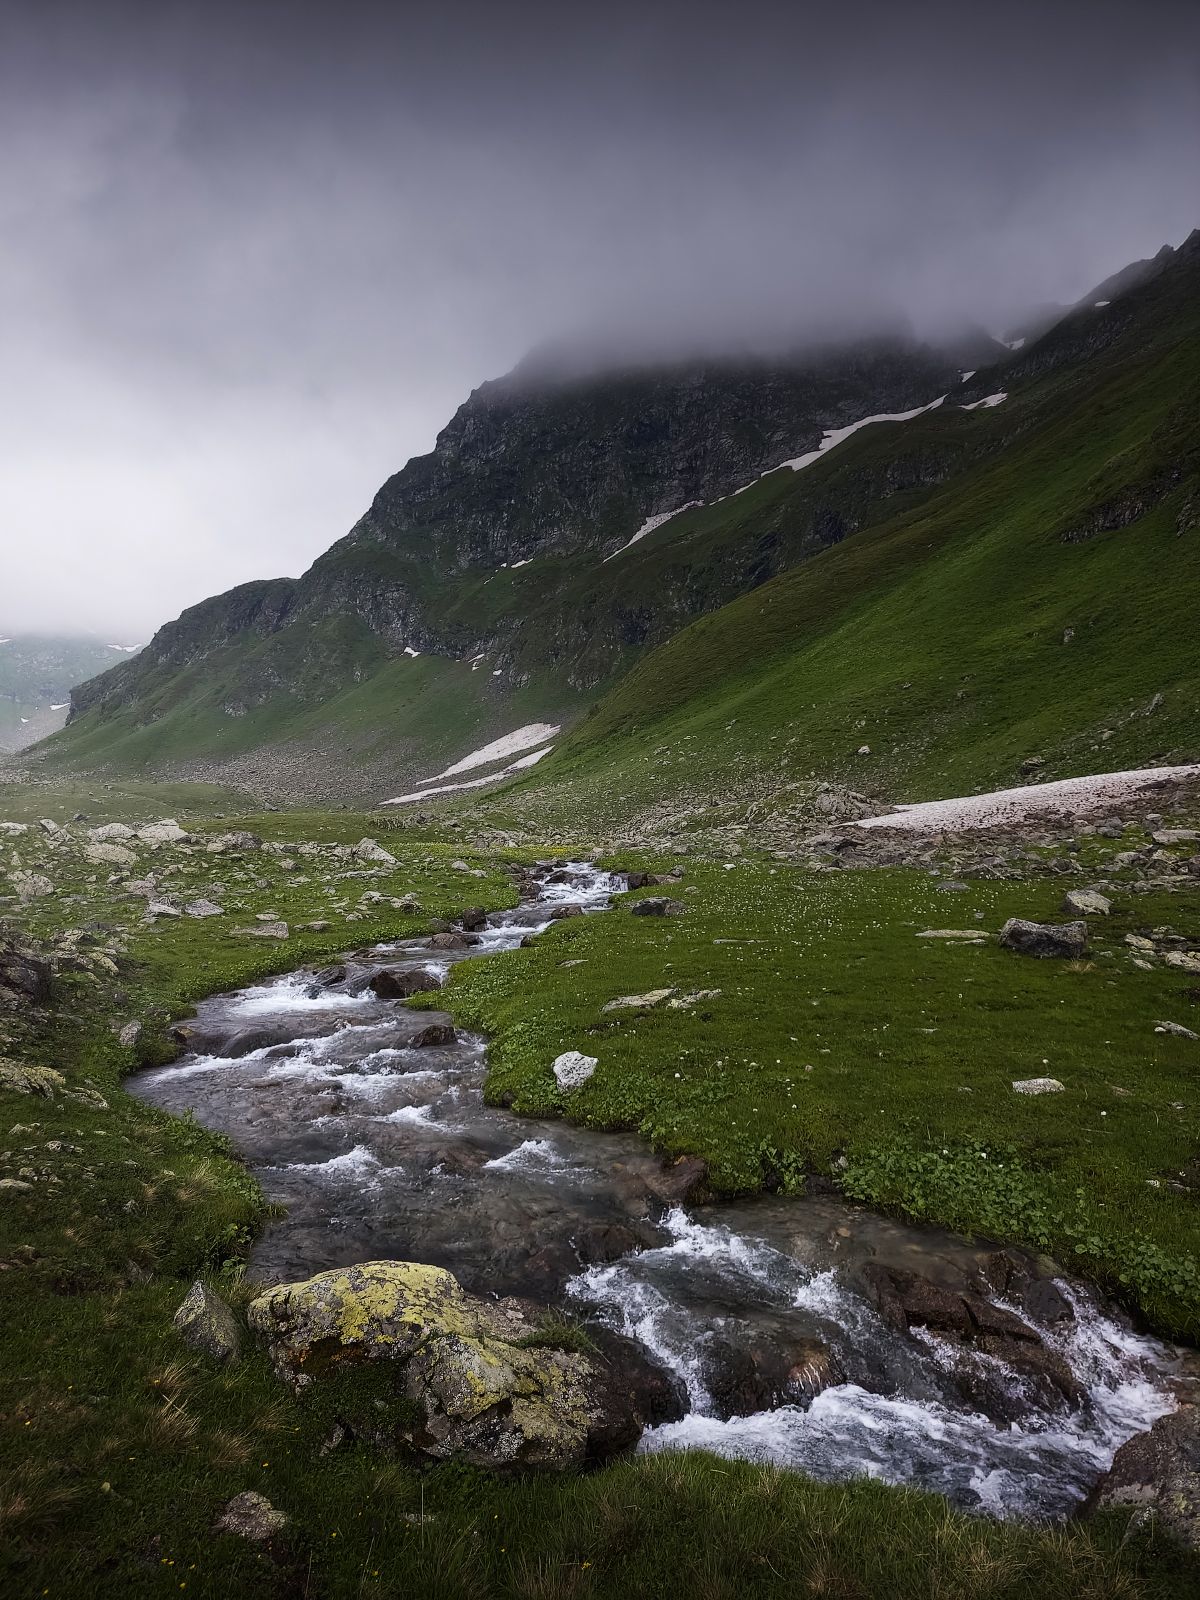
left=89, top=822, right=135, bottom=842
left=1061, top=889, right=1111, bottom=917
left=174, top=1280, right=242, bottom=1364
left=137, top=820, right=190, bottom=846
left=1155, top=1021, right=1199, bottom=1040
left=231, top=921, right=289, bottom=939
left=553, top=1050, right=598, bottom=1089
left=185, top=899, right=224, bottom=918
left=353, top=837, right=397, bottom=865
left=935, top=880, right=970, bottom=893
left=1164, top=951, right=1200, bottom=975
left=548, top=903, right=583, bottom=920
left=916, top=929, right=988, bottom=942
left=1151, top=829, right=1200, bottom=846
left=1012, top=1077, right=1066, bottom=1095
left=857, top=745, right=871, bottom=756
left=10, top=871, right=54, bottom=901
left=428, top=931, right=476, bottom=950
left=118, top=1021, right=142, bottom=1049
left=85, top=842, right=136, bottom=867
left=215, top=1490, right=288, bottom=1542
left=603, top=988, right=676, bottom=1012
left=0, top=938, right=53, bottom=1003
left=459, top=906, right=488, bottom=931
left=145, top=901, right=182, bottom=920
left=1020, top=756, right=1045, bottom=775
left=999, top=919, right=1087, bottom=959
left=369, top=968, right=442, bottom=998
left=0, top=1060, right=67, bottom=1098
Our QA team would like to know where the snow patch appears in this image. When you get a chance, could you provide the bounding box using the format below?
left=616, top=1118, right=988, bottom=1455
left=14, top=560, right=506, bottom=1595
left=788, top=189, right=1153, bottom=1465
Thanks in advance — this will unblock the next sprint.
left=1094, top=300, right=1111, bottom=308
left=962, top=392, right=1007, bottom=410
left=435, top=724, right=561, bottom=779
left=605, top=502, right=703, bottom=562
left=50, top=702, right=69, bottom=711
left=403, top=646, right=420, bottom=658
left=959, top=370, right=976, bottom=382
left=854, top=765, right=1200, bottom=833
left=1002, top=336, right=1026, bottom=351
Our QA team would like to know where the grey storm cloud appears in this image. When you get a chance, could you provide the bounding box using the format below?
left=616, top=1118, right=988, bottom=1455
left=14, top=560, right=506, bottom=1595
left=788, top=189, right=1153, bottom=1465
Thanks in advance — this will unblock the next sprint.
left=1, top=0, right=1198, bottom=637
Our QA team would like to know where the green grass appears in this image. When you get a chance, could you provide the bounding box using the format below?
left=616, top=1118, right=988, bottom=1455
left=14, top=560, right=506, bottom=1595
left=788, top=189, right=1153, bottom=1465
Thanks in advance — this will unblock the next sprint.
left=431, top=857, right=1200, bottom=1339
left=3, top=786, right=1200, bottom=1594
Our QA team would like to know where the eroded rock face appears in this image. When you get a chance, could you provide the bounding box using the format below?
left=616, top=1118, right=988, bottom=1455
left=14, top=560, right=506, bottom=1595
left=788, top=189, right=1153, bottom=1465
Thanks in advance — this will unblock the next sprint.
left=247, top=1260, right=645, bottom=1470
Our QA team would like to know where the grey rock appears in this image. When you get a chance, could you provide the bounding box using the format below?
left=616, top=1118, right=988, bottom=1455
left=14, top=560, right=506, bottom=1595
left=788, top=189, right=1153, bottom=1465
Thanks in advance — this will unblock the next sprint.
left=1012, top=1077, right=1066, bottom=1095
left=174, top=1280, right=242, bottom=1364
left=629, top=897, right=687, bottom=917
left=215, top=1489, right=287, bottom=1541
left=999, top=918, right=1087, bottom=959
left=137, top=819, right=190, bottom=846
left=1155, top=1020, right=1199, bottom=1040
left=185, top=899, right=224, bottom=918
left=354, top=837, right=397, bottom=865
left=553, top=1050, right=598, bottom=1089
left=1061, top=889, right=1110, bottom=917
left=231, top=921, right=289, bottom=939
left=1089, top=1403, right=1200, bottom=1549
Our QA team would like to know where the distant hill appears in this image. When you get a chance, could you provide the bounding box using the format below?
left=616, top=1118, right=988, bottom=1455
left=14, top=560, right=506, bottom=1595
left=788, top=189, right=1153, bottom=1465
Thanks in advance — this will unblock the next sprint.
left=0, top=636, right=142, bottom=753
left=40, top=231, right=1200, bottom=811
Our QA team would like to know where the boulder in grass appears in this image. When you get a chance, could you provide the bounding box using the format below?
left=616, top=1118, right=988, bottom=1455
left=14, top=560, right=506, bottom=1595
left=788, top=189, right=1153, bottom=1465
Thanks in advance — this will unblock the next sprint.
left=999, top=918, right=1087, bottom=959
left=1061, top=889, right=1111, bottom=917
left=629, top=897, right=687, bottom=917
left=1012, top=1077, right=1065, bottom=1095
left=215, top=1490, right=288, bottom=1541
left=1089, top=1403, right=1200, bottom=1549
left=553, top=1050, right=598, bottom=1090
left=1155, top=1020, right=1199, bottom=1040
left=174, top=1281, right=242, bottom=1364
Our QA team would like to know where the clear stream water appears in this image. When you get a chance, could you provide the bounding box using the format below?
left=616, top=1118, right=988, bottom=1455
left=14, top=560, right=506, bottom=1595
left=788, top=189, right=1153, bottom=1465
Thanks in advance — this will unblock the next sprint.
left=131, top=864, right=1185, bottom=1519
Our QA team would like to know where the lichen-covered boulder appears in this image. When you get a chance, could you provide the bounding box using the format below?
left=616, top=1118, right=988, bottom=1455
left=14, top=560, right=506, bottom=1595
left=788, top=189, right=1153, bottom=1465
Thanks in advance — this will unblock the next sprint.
left=174, top=1280, right=242, bottom=1364
left=248, top=1260, right=642, bottom=1470
left=0, top=1059, right=67, bottom=1098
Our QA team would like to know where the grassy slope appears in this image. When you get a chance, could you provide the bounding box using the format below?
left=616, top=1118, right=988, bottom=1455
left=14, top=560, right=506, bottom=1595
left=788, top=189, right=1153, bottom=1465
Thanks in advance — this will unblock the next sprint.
left=483, top=272, right=1200, bottom=832
left=2, top=787, right=1199, bottom=1596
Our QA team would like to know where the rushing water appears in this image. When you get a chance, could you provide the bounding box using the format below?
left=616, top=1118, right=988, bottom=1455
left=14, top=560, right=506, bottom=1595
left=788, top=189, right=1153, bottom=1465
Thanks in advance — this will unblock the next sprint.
left=131, top=863, right=1184, bottom=1518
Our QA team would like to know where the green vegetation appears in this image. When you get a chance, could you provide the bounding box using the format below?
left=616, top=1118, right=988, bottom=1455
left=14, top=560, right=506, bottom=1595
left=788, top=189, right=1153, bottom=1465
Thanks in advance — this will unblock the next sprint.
left=434, top=857, right=1200, bottom=1339
left=2, top=782, right=1199, bottom=1594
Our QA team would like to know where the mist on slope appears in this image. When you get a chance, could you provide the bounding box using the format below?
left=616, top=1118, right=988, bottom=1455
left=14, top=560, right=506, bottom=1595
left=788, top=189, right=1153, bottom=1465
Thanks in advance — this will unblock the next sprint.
left=2, top=0, right=1198, bottom=640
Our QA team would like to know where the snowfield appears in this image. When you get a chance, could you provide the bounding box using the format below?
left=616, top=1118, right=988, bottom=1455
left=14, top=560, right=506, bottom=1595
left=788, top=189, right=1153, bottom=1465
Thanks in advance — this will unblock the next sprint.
left=381, top=744, right=553, bottom=806
left=435, top=723, right=561, bottom=779
left=962, top=392, right=1007, bottom=411
left=853, top=766, right=1200, bottom=833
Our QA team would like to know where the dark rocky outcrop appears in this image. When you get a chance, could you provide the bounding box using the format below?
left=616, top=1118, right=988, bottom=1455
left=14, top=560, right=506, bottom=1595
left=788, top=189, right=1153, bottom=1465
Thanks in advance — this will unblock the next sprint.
left=1088, top=1403, right=1200, bottom=1549
left=369, top=968, right=443, bottom=999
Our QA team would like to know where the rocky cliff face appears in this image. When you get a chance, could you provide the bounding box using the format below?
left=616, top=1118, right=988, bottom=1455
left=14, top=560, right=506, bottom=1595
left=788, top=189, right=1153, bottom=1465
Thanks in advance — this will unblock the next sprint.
left=69, top=338, right=963, bottom=721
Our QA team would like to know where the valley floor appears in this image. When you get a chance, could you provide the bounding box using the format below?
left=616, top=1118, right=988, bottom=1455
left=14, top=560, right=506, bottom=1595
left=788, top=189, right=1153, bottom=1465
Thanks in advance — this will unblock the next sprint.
left=2, top=776, right=1200, bottom=1596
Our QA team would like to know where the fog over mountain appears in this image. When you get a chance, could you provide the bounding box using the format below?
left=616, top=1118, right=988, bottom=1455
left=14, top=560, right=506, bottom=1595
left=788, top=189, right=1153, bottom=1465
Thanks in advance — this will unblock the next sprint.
left=2, top=0, right=1198, bottom=638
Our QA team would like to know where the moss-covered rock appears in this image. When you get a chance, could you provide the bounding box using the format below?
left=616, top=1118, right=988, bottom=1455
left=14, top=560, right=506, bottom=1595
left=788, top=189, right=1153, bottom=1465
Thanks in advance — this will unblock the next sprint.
left=248, top=1260, right=642, bottom=1470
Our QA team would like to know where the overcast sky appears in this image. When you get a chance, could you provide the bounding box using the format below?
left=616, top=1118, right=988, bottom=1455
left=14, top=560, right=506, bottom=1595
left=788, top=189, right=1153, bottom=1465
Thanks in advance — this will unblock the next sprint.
left=2, top=0, right=1198, bottom=640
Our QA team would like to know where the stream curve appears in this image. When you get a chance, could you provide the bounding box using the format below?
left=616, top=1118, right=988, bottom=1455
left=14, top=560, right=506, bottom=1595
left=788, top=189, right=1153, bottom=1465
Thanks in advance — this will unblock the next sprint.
left=131, top=862, right=1184, bottom=1519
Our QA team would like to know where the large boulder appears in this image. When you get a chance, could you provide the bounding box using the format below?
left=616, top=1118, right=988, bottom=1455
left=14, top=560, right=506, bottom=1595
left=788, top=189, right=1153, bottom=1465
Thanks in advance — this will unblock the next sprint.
left=247, top=1261, right=644, bottom=1470
left=0, top=936, right=53, bottom=1005
left=630, top=897, right=687, bottom=917
left=1089, top=1403, right=1200, bottom=1549
left=999, top=918, right=1088, bottom=958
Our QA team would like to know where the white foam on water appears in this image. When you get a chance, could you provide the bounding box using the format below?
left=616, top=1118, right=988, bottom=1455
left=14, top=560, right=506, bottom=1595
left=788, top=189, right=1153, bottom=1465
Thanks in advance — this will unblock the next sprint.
left=272, top=1143, right=383, bottom=1180
left=574, top=1207, right=1177, bottom=1517
left=227, top=972, right=375, bottom=1017
left=380, top=1103, right=440, bottom=1127
left=483, top=1138, right=569, bottom=1171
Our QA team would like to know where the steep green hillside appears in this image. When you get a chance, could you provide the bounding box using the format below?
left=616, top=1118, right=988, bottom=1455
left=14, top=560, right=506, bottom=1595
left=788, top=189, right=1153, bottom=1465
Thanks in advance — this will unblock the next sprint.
left=40, top=340, right=973, bottom=797
left=480, top=235, right=1200, bottom=834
